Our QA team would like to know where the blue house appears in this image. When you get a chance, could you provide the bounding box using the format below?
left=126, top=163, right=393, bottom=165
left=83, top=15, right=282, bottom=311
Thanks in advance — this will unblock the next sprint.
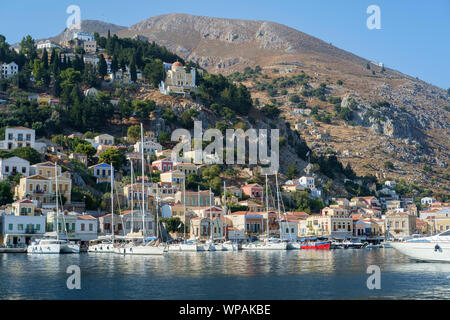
left=89, top=163, right=112, bottom=183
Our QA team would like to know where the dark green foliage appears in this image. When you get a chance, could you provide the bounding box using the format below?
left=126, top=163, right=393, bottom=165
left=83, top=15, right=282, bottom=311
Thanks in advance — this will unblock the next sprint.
left=196, top=74, right=253, bottom=115
left=161, top=217, right=184, bottom=233
left=0, top=181, right=13, bottom=206
left=261, top=104, right=280, bottom=119
left=12, top=147, right=41, bottom=164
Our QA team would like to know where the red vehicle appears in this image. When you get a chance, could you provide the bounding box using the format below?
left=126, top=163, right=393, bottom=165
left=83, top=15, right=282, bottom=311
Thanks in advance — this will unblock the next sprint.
left=300, top=241, right=331, bottom=250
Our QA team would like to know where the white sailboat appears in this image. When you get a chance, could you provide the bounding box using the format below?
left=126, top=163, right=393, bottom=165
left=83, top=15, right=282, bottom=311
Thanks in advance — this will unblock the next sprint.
left=242, top=174, right=287, bottom=251
left=116, top=123, right=166, bottom=255
left=222, top=181, right=238, bottom=251
left=28, top=163, right=80, bottom=254
left=389, top=230, right=450, bottom=262
left=88, top=163, right=116, bottom=253
left=169, top=178, right=200, bottom=252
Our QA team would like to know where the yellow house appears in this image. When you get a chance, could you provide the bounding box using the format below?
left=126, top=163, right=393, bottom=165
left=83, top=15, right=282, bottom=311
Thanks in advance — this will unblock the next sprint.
left=174, top=163, right=198, bottom=176
left=160, top=170, right=185, bottom=189
left=16, top=163, right=72, bottom=206
left=12, top=199, right=36, bottom=216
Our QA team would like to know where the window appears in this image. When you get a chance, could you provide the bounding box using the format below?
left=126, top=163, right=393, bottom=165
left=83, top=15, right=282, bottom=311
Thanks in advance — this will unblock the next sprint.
left=26, top=134, right=31, bottom=141
left=89, top=224, right=93, bottom=231
left=4, top=166, right=9, bottom=173
left=22, top=167, right=26, bottom=174
left=36, top=224, right=40, bottom=231
left=18, top=224, right=23, bottom=231
left=8, top=224, right=13, bottom=230
left=81, top=223, right=85, bottom=231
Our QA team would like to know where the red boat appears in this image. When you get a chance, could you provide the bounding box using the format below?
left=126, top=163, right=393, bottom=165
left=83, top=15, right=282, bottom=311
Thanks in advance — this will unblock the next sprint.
left=300, top=241, right=331, bottom=250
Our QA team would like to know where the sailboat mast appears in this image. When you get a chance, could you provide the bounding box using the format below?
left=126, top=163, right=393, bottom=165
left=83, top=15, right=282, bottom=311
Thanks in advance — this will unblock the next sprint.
left=111, top=163, right=114, bottom=239
left=183, top=178, right=186, bottom=240
left=265, top=174, right=269, bottom=238
left=156, top=185, right=160, bottom=240
left=209, top=187, right=212, bottom=241
left=55, top=162, right=59, bottom=240
left=275, top=174, right=282, bottom=239
left=130, top=159, right=134, bottom=233
left=141, top=123, right=146, bottom=241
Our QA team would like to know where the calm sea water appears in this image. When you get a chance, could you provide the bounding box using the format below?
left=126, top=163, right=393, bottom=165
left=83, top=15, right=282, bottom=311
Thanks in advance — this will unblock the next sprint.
left=1, top=248, right=449, bottom=300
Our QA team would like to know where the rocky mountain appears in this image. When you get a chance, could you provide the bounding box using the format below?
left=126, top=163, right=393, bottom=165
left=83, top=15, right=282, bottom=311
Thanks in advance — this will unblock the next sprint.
left=47, top=14, right=449, bottom=194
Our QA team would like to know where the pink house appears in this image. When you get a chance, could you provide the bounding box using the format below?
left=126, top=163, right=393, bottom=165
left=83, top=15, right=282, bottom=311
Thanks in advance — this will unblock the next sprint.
left=241, top=184, right=264, bottom=200
left=151, top=158, right=173, bottom=172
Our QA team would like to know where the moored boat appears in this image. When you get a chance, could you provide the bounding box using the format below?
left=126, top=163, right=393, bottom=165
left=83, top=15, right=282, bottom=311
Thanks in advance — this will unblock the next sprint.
left=389, top=231, right=450, bottom=262
left=300, top=241, right=331, bottom=250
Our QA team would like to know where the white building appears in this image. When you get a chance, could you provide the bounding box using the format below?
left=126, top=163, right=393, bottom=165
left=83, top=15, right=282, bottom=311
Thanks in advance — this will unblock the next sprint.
left=299, top=176, right=315, bottom=189
left=134, top=140, right=162, bottom=155
left=0, top=127, right=42, bottom=151
left=94, top=134, right=114, bottom=146
left=37, top=40, right=61, bottom=50
left=0, top=212, right=46, bottom=247
left=1, top=62, right=18, bottom=79
left=280, top=221, right=299, bottom=241
left=73, top=32, right=94, bottom=42
left=76, top=215, right=98, bottom=241
left=421, top=197, right=436, bottom=206
left=0, top=156, right=30, bottom=181
left=384, top=181, right=397, bottom=189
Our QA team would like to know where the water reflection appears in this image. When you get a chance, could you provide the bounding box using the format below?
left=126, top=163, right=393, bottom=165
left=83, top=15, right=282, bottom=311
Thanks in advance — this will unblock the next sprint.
left=1, top=249, right=449, bottom=300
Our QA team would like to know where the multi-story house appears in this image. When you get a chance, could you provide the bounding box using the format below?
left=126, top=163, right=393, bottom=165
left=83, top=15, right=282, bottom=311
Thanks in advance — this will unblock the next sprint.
left=0, top=127, right=35, bottom=150
left=305, top=206, right=353, bottom=238
left=89, top=163, right=112, bottom=183
left=174, top=163, right=198, bottom=176
left=152, top=158, right=173, bottom=172
left=0, top=200, right=45, bottom=247
left=16, top=162, right=72, bottom=206
left=241, top=183, right=264, bottom=200
left=134, top=140, right=162, bottom=156
left=94, top=134, right=114, bottom=146
left=160, top=170, right=185, bottom=189
left=0, top=156, right=30, bottom=181
left=1, top=62, right=18, bottom=79
left=189, top=217, right=226, bottom=240
left=225, top=211, right=264, bottom=236
left=385, top=211, right=417, bottom=239
left=83, top=41, right=97, bottom=53
left=98, top=210, right=156, bottom=237
left=175, top=190, right=214, bottom=208
left=76, top=215, right=98, bottom=241
left=298, top=176, right=315, bottom=189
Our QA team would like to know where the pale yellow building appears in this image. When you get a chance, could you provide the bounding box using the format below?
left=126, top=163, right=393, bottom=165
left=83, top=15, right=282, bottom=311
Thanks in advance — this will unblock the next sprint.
left=159, top=61, right=197, bottom=95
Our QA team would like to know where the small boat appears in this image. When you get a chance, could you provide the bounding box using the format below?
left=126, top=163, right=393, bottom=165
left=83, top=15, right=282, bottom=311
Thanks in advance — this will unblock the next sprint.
left=300, top=241, right=331, bottom=250
left=27, top=238, right=80, bottom=254
left=223, top=241, right=239, bottom=251
left=389, top=231, right=450, bottom=262
left=242, top=240, right=287, bottom=251
left=287, top=241, right=301, bottom=250
left=116, top=239, right=167, bottom=255
left=88, top=237, right=115, bottom=253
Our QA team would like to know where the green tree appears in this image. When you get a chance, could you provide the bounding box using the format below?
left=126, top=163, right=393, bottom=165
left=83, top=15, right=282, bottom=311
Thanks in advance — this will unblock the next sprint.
left=127, top=125, right=141, bottom=143
left=0, top=181, right=13, bottom=205
left=286, top=165, right=298, bottom=179
left=143, top=59, right=164, bottom=87
left=12, top=147, right=41, bottom=164
left=99, top=148, right=125, bottom=169
left=130, top=62, right=137, bottom=82
left=98, top=54, right=107, bottom=78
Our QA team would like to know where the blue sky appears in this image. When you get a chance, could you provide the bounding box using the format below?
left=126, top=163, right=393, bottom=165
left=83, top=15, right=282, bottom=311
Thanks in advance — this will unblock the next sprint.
left=1, top=0, right=449, bottom=89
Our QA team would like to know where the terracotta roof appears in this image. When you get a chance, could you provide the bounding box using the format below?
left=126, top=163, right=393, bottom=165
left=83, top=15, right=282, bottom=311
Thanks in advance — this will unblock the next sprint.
left=77, top=215, right=96, bottom=220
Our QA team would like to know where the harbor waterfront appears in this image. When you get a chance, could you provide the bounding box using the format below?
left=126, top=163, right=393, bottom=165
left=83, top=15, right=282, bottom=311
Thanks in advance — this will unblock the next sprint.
left=1, top=249, right=450, bottom=300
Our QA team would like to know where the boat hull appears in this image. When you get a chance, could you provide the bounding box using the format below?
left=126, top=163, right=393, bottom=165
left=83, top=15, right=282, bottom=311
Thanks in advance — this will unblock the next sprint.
left=116, top=245, right=166, bottom=255
left=390, top=241, right=450, bottom=262
left=287, top=242, right=301, bottom=250
left=27, top=243, right=80, bottom=254
left=301, top=242, right=331, bottom=250
left=27, top=243, right=61, bottom=254
left=223, top=243, right=239, bottom=251
left=242, top=242, right=287, bottom=250
left=88, top=243, right=115, bottom=253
